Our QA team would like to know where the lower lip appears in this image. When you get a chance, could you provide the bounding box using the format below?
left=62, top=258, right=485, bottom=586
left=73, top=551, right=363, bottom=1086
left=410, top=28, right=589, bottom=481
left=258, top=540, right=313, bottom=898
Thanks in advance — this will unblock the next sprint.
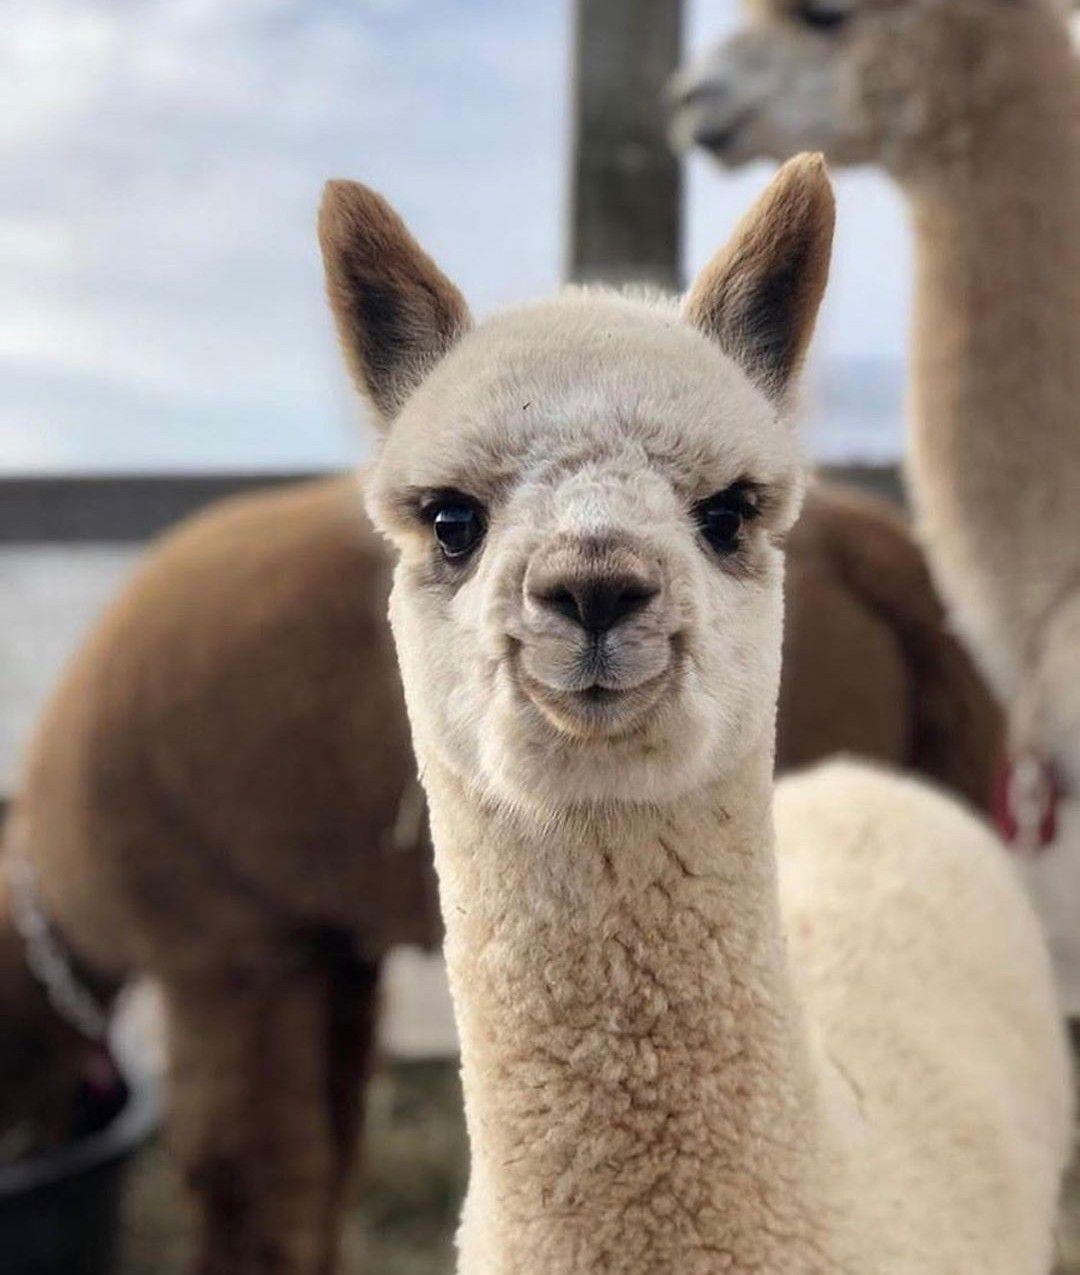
left=516, top=662, right=675, bottom=737
left=691, top=109, right=755, bottom=158
left=696, top=125, right=739, bottom=152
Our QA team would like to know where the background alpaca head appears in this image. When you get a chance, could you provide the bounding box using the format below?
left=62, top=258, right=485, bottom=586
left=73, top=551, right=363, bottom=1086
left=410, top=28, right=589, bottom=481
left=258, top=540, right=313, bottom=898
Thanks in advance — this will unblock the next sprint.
left=320, top=158, right=834, bottom=814
left=670, top=0, right=1072, bottom=178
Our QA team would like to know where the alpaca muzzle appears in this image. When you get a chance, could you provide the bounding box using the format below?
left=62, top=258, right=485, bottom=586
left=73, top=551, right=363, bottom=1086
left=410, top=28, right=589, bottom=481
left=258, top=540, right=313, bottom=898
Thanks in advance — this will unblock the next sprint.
left=516, top=539, right=674, bottom=705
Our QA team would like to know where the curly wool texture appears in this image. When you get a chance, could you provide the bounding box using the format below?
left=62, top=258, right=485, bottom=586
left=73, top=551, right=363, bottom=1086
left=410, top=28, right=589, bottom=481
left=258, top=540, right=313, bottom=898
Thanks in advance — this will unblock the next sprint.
left=420, top=753, right=1071, bottom=1274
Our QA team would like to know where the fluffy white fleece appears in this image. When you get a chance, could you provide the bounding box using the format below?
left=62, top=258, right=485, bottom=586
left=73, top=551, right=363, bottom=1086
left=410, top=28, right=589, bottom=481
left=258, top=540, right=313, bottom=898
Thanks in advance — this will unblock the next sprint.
left=775, top=759, right=1072, bottom=1272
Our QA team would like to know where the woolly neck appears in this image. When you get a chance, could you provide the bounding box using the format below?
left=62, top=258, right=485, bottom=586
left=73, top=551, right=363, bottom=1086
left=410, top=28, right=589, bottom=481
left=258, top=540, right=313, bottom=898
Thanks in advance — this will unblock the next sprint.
left=424, top=744, right=848, bottom=1272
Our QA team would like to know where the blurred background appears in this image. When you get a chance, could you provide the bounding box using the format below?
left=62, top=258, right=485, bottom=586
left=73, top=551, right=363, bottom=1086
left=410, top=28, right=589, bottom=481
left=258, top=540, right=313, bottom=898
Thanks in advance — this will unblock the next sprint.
left=0, top=0, right=907, bottom=476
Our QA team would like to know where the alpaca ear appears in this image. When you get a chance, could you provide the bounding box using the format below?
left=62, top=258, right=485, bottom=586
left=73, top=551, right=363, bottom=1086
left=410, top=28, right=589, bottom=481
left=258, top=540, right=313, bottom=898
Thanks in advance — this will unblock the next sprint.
left=318, top=180, right=472, bottom=424
left=683, top=153, right=835, bottom=404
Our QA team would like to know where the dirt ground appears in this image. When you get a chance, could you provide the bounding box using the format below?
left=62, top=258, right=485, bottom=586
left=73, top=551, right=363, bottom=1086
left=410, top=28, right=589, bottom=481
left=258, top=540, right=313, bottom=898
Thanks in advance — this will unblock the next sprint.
left=118, top=1061, right=467, bottom=1275
left=118, top=1057, right=1080, bottom=1275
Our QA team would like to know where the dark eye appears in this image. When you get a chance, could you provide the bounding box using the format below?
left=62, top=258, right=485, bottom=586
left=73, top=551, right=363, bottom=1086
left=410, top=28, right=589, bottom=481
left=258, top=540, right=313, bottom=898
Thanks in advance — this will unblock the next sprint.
left=426, top=495, right=486, bottom=561
left=693, top=485, right=758, bottom=555
left=793, top=2, right=850, bottom=32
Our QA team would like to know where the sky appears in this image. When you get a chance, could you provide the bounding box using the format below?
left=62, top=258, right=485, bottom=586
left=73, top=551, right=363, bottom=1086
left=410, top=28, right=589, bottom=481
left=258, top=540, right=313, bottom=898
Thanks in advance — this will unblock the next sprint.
left=0, top=0, right=911, bottom=473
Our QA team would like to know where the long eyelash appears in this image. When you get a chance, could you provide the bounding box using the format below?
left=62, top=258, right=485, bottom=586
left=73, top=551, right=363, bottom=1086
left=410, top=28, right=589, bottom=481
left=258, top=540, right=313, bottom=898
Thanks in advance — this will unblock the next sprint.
left=733, top=484, right=763, bottom=519
left=695, top=480, right=765, bottom=519
left=412, top=487, right=477, bottom=524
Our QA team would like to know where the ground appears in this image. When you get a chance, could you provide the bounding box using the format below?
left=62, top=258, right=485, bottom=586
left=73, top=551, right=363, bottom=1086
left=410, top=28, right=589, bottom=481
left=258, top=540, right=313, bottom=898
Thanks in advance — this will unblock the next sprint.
left=119, top=1061, right=467, bottom=1275
left=119, top=1057, right=1080, bottom=1274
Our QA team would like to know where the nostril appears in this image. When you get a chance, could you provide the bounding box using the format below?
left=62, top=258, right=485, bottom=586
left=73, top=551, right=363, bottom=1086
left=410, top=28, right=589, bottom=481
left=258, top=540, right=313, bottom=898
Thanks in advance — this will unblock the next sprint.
left=536, top=578, right=659, bottom=634
left=538, top=584, right=582, bottom=627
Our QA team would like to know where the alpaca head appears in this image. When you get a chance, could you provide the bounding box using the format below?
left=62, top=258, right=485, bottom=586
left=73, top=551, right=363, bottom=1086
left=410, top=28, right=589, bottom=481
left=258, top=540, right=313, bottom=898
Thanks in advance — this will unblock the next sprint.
left=670, top=0, right=1072, bottom=179
left=320, top=158, right=834, bottom=815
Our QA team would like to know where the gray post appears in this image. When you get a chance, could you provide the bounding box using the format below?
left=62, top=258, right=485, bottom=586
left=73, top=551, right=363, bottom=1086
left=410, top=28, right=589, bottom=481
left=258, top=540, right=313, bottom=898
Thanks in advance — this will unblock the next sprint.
left=568, top=0, right=684, bottom=292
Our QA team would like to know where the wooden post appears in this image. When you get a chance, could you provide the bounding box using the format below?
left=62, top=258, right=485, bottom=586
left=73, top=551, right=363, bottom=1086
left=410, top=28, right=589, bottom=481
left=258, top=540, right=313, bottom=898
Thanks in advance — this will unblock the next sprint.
left=568, top=0, right=684, bottom=292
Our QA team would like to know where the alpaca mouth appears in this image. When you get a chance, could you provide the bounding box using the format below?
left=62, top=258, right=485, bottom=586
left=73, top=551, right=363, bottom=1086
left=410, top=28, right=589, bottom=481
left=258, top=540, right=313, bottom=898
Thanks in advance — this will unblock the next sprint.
left=514, top=659, right=676, bottom=740
left=676, top=107, right=757, bottom=165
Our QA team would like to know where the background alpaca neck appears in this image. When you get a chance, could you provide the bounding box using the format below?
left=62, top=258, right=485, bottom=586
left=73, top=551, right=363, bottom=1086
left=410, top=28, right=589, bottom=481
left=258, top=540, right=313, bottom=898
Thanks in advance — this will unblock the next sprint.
left=904, top=22, right=1080, bottom=698
left=426, top=746, right=845, bottom=1273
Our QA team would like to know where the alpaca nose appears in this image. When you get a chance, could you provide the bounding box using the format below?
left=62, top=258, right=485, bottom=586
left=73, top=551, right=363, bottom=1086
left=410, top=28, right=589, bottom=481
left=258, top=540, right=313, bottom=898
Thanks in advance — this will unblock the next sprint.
left=534, top=576, right=659, bottom=634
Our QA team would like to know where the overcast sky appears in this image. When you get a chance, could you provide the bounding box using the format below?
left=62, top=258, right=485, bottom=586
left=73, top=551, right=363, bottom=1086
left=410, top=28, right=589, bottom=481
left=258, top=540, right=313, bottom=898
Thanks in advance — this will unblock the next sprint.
left=0, top=0, right=910, bottom=472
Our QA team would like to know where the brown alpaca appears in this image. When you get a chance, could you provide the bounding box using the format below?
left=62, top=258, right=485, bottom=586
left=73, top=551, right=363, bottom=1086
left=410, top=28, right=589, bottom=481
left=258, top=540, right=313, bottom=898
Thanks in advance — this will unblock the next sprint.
left=1, top=462, right=996, bottom=1260
left=2, top=478, right=432, bottom=1274
left=672, top=0, right=1080, bottom=1007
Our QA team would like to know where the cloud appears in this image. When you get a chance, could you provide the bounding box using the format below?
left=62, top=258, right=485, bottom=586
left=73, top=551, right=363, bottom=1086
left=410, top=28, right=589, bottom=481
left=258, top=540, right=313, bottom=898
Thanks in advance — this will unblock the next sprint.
left=0, top=0, right=905, bottom=471
left=1, top=0, right=567, bottom=470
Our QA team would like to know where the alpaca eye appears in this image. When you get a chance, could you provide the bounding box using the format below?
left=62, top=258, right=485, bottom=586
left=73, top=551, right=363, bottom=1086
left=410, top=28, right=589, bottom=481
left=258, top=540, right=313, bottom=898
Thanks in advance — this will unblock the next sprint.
left=694, top=485, right=758, bottom=555
left=793, top=2, right=850, bottom=32
left=428, top=497, right=485, bottom=561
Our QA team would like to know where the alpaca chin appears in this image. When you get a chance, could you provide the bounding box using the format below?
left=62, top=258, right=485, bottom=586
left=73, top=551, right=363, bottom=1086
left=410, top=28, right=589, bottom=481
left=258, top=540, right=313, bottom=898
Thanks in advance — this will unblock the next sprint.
left=479, top=668, right=721, bottom=814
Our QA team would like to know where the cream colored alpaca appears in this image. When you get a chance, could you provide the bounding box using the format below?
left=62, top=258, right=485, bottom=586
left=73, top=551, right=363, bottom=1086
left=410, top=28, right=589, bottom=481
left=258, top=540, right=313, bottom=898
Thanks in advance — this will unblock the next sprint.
left=319, top=158, right=1070, bottom=1272
left=672, top=0, right=1080, bottom=1010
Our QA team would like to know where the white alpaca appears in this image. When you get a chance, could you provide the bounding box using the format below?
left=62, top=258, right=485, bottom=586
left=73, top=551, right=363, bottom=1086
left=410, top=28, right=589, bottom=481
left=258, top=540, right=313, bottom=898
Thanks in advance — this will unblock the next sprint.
left=671, top=0, right=1080, bottom=1012
left=319, top=158, right=1070, bottom=1272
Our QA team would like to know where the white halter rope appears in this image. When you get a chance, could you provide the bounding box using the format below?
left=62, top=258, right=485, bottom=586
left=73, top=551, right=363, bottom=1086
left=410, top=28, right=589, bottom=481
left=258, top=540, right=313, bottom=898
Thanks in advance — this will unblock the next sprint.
left=4, top=830, right=111, bottom=1042
left=1004, top=751, right=1058, bottom=857
left=994, top=561, right=1080, bottom=857
left=1001, top=663, right=1061, bottom=859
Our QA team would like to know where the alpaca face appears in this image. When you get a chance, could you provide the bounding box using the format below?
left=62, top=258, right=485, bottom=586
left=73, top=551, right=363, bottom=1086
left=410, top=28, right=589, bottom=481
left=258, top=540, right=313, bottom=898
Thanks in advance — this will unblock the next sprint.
left=319, top=157, right=835, bottom=813
left=367, top=298, right=802, bottom=811
left=670, top=0, right=1069, bottom=178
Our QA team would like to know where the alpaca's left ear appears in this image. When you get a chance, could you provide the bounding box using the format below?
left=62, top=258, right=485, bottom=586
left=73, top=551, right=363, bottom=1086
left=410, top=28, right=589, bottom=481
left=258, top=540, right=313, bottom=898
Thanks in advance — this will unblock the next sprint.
left=683, top=153, right=835, bottom=405
left=318, top=180, right=472, bottom=425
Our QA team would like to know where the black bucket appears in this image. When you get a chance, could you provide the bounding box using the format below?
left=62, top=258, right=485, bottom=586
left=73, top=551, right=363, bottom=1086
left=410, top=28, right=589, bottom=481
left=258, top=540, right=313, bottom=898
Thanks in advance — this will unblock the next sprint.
left=0, top=1069, right=159, bottom=1275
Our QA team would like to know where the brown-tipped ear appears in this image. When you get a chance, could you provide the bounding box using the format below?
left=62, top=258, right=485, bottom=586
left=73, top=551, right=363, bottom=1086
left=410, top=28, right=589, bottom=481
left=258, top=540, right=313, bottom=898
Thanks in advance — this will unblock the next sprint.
left=318, top=180, right=472, bottom=424
left=682, top=153, right=835, bottom=404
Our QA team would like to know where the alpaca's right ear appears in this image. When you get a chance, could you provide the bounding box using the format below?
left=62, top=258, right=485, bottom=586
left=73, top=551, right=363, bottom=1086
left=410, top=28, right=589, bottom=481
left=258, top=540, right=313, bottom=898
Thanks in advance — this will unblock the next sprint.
left=318, top=181, right=472, bottom=425
left=683, top=153, right=835, bottom=406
